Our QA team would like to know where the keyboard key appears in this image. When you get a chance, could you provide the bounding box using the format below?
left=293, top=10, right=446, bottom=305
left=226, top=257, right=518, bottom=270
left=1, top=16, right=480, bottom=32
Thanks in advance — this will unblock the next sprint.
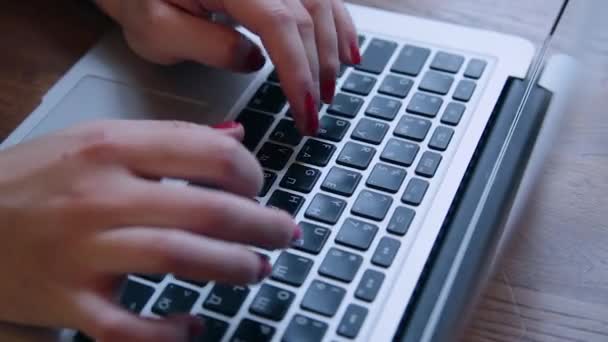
left=73, top=332, right=94, bottom=342
left=236, top=110, right=275, bottom=151
left=280, top=164, right=321, bottom=194
left=416, top=151, right=442, bottom=178
left=250, top=284, right=295, bottom=321
left=464, top=58, right=487, bottom=79
left=402, top=178, right=429, bottom=206
left=267, top=190, right=305, bottom=217
left=337, top=304, right=368, bottom=339
left=372, top=237, right=401, bottom=268
left=193, top=315, right=229, bottom=342
left=283, top=315, right=328, bottom=342
left=378, top=74, right=414, bottom=99
left=259, top=171, right=276, bottom=197
left=297, top=139, right=336, bottom=167
left=120, top=280, right=154, bottom=314
left=327, top=93, right=364, bottom=118
left=441, top=102, right=466, bottom=126
left=429, top=126, right=454, bottom=151
left=430, top=51, right=465, bottom=74
left=337, top=142, right=376, bottom=170
left=321, top=167, right=362, bottom=197
left=338, top=64, right=348, bottom=77
left=336, top=218, right=379, bottom=251
left=301, top=280, right=346, bottom=317
left=419, top=71, right=454, bottom=95
left=319, top=247, right=363, bottom=283
left=365, top=96, right=402, bottom=121
left=355, top=269, right=385, bottom=302
left=351, top=118, right=389, bottom=145
left=394, top=115, right=432, bottom=142
left=318, top=116, right=350, bottom=142
left=392, top=44, right=431, bottom=76
left=366, top=163, right=407, bottom=193
left=406, top=92, right=444, bottom=118
left=292, top=222, right=330, bottom=255
left=387, top=206, right=416, bottom=236
left=203, top=284, right=249, bottom=317
left=380, top=138, right=420, bottom=167
left=356, top=38, right=398, bottom=74
left=305, top=193, right=347, bottom=225
left=248, top=83, right=287, bottom=113
left=352, top=190, right=393, bottom=221
left=268, top=68, right=280, bottom=82
left=231, top=319, right=275, bottom=342
left=271, top=252, right=313, bottom=287
left=453, top=79, right=477, bottom=102
left=152, top=283, right=199, bottom=316
left=135, top=274, right=165, bottom=283
left=257, top=143, right=293, bottom=171
left=341, top=73, right=377, bottom=96
left=269, top=119, right=302, bottom=146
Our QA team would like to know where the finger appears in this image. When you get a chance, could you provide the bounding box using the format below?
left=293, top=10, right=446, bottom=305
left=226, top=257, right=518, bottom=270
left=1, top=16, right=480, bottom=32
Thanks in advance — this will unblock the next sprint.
left=212, top=121, right=245, bottom=141
left=166, top=0, right=207, bottom=16
left=332, top=0, right=361, bottom=65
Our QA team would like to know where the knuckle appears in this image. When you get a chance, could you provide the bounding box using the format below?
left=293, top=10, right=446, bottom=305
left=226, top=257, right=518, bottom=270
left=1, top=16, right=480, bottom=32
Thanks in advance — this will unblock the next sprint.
left=304, top=0, right=324, bottom=15
left=140, top=1, right=171, bottom=27
left=295, top=13, right=314, bottom=32
left=74, top=122, right=122, bottom=163
left=266, top=7, right=296, bottom=27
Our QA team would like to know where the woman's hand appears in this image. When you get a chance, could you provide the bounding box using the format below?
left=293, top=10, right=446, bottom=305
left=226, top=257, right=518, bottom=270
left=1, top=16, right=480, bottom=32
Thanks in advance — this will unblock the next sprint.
left=0, top=120, right=298, bottom=341
left=95, top=0, right=360, bottom=136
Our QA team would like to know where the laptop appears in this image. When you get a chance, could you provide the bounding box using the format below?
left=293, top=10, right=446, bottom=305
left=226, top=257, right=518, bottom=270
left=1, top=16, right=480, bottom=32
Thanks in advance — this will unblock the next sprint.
left=1, top=2, right=581, bottom=341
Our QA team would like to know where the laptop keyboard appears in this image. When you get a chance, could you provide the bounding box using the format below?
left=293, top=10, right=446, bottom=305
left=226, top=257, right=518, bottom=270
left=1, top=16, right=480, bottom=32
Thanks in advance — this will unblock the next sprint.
left=109, top=34, right=488, bottom=342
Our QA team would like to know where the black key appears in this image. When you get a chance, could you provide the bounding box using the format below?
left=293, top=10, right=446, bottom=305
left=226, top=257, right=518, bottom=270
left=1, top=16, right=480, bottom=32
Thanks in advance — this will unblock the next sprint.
left=193, top=315, right=229, bottom=342
left=378, top=75, right=414, bottom=99
left=152, top=283, right=199, bottom=316
left=391, top=45, right=431, bottom=77
left=135, top=274, right=165, bottom=283
left=365, top=96, right=402, bottom=121
left=387, top=206, right=416, bottom=236
left=356, top=38, right=398, bottom=74
left=230, top=319, right=275, bottom=342
left=297, top=139, right=336, bottom=167
left=73, top=332, right=94, bottom=342
left=327, top=93, right=365, bottom=119
left=204, top=284, right=249, bottom=317
left=351, top=118, right=389, bottom=145
left=283, top=315, right=328, bottom=342
left=267, top=190, right=305, bottom=217
left=416, top=151, right=442, bottom=178
left=341, top=73, right=377, bottom=96
left=338, top=64, right=348, bottom=77
left=453, top=79, right=477, bottom=102
left=406, top=92, right=443, bottom=118
left=429, top=126, right=454, bottom=151
left=259, top=171, right=276, bottom=197
left=321, top=167, right=362, bottom=197
left=419, top=71, right=454, bottom=95
left=337, top=142, right=376, bottom=170
left=318, top=115, right=350, bottom=142
left=271, top=252, right=313, bottom=287
left=337, top=304, right=368, bottom=339
left=380, top=138, right=420, bottom=167
left=248, top=83, right=287, bottom=114
left=268, top=69, right=280, bottom=83
left=305, top=193, right=347, bottom=225
left=366, top=163, right=407, bottom=193
left=120, top=280, right=154, bottom=314
left=464, top=58, right=487, bottom=79
left=394, top=115, right=432, bottom=142
left=441, top=102, right=466, bottom=126
left=319, top=247, right=363, bottom=283
left=301, top=280, right=346, bottom=317
left=257, top=143, right=293, bottom=171
left=372, top=237, right=401, bottom=268
left=250, top=284, right=295, bottom=321
left=280, top=164, right=321, bottom=194
left=355, top=269, right=385, bottom=302
left=402, top=178, right=429, bottom=206
left=351, top=190, right=393, bottom=221
left=270, top=119, right=302, bottom=146
left=336, top=218, right=379, bottom=251
left=430, top=51, right=465, bottom=74
left=237, top=110, right=275, bottom=151
left=292, top=222, right=330, bottom=255
left=358, top=34, right=366, bottom=46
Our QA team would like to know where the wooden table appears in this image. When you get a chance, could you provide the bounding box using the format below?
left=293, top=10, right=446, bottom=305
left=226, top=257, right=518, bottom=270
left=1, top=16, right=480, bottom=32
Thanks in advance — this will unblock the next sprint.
left=1, top=0, right=607, bottom=341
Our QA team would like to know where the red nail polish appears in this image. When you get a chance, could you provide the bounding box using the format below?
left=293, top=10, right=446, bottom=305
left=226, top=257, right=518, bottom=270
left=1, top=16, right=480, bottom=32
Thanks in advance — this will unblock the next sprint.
left=305, top=92, right=319, bottom=136
left=257, top=255, right=273, bottom=282
left=350, top=41, right=362, bottom=65
left=292, top=226, right=303, bottom=242
left=321, top=78, right=336, bottom=104
left=212, top=121, right=240, bottom=129
left=246, top=48, right=266, bottom=70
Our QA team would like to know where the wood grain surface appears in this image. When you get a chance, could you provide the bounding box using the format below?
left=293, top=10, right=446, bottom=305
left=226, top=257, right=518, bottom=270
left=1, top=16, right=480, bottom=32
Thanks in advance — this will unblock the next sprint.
left=1, top=0, right=607, bottom=341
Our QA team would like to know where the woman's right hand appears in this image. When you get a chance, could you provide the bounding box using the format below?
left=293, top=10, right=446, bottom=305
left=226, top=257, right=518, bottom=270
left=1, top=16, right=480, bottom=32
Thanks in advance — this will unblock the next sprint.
left=0, top=120, right=299, bottom=341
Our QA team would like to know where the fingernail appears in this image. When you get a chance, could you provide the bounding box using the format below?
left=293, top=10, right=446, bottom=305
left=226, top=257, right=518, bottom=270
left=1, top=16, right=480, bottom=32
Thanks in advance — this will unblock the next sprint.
left=292, top=226, right=303, bottom=242
left=305, top=92, right=319, bottom=136
left=350, top=41, right=362, bottom=65
left=257, top=255, right=273, bottom=282
left=246, top=47, right=266, bottom=70
left=212, top=121, right=240, bottom=129
left=321, top=78, right=336, bottom=104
